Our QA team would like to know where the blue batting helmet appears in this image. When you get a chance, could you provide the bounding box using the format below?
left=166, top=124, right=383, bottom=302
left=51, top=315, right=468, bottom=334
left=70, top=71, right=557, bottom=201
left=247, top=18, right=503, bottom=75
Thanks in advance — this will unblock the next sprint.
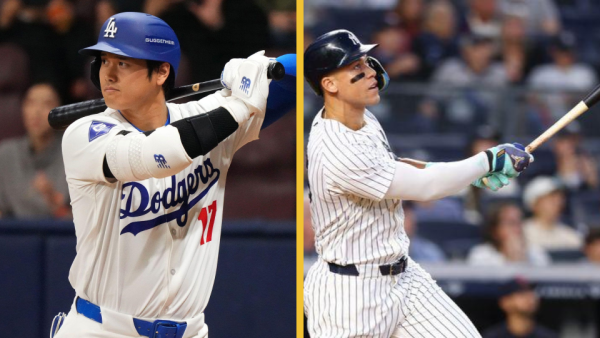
left=80, top=12, right=181, bottom=90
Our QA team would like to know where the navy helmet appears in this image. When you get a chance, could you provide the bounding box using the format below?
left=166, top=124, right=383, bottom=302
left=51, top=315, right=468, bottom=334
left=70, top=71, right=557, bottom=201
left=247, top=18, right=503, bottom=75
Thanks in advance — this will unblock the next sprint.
left=80, top=12, right=181, bottom=90
left=304, top=29, right=389, bottom=96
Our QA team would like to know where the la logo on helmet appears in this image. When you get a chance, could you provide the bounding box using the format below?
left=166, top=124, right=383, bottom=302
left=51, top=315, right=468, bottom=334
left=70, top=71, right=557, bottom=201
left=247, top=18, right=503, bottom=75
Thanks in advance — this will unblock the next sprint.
left=104, top=18, right=118, bottom=38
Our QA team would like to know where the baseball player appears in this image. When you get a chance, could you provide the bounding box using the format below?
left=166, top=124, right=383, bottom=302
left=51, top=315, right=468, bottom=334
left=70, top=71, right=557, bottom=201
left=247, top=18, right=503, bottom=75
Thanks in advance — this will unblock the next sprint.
left=303, top=29, right=534, bottom=338
left=50, top=12, right=294, bottom=338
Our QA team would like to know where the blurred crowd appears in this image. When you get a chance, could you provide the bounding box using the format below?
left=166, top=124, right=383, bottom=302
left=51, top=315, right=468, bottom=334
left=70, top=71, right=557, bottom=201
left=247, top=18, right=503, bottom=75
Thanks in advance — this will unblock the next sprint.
left=305, top=0, right=600, bottom=136
left=0, top=0, right=296, bottom=220
left=304, top=0, right=600, bottom=266
left=304, top=1, right=600, bottom=334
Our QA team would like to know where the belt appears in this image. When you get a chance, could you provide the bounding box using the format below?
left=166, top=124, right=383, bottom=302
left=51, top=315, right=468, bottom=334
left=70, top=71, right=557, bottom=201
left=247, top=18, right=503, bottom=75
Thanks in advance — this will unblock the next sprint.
left=76, top=297, right=187, bottom=338
left=328, top=256, right=408, bottom=277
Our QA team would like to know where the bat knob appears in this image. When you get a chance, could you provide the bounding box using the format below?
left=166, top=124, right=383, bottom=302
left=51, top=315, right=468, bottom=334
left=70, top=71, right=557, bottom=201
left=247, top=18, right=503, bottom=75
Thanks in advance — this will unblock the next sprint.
left=267, top=62, right=285, bottom=81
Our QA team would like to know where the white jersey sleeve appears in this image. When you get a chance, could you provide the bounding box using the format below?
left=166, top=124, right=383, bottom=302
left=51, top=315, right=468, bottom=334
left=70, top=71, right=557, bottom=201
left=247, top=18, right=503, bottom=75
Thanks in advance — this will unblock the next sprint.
left=62, top=114, right=129, bottom=184
left=324, top=136, right=396, bottom=201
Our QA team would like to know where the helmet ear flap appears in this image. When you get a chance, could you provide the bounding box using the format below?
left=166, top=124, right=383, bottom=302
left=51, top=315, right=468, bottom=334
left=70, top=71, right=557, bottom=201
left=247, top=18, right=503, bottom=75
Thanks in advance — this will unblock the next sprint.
left=366, top=56, right=389, bottom=92
left=90, top=56, right=101, bottom=91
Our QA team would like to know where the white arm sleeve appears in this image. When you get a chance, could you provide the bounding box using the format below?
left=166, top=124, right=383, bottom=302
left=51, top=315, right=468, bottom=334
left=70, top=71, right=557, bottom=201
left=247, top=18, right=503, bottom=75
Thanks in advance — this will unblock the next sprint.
left=384, top=153, right=489, bottom=201
left=106, top=125, right=192, bottom=182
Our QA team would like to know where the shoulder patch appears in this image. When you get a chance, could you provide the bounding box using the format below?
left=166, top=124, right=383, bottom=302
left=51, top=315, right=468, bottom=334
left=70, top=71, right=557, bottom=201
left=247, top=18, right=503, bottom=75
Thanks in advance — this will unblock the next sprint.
left=89, top=121, right=116, bottom=142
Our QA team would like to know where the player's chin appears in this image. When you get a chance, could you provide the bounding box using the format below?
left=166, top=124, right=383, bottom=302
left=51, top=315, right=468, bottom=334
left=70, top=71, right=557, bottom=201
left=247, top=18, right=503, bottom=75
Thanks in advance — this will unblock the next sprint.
left=365, top=92, right=380, bottom=106
left=102, top=95, right=122, bottom=110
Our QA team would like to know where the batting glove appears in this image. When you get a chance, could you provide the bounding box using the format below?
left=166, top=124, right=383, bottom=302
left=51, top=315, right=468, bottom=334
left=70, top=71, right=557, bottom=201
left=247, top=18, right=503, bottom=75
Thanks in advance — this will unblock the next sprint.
left=472, top=172, right=511, bottom=192
left=485, top=143, right=534, bottom=178
left=220, top=58, right=243, bottom=93
left=231, top=50, right=273, bottom=116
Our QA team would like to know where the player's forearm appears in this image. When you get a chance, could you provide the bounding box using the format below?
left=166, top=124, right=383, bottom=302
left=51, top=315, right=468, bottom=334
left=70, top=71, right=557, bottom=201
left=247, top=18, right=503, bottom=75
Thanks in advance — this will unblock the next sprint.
left=104, top=106, right=239, bottom=182
left=384, top=153, right=489, bottom=201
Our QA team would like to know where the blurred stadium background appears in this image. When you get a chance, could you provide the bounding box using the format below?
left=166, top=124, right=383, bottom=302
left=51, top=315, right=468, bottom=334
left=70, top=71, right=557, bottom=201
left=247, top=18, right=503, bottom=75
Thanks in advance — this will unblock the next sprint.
left=0, top=0, right=295, bottom=337
left=304, top=0, right=600, bottom=337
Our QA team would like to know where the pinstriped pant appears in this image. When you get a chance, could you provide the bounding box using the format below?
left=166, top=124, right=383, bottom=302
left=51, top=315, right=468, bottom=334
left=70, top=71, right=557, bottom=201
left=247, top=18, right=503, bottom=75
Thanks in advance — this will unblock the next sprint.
left=304, top=258, right=481, bottom=338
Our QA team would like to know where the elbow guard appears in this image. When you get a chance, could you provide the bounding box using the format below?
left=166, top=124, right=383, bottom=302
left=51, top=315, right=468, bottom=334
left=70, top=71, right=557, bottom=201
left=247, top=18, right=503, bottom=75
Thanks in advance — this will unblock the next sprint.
left=105, top=107, right=239, bottom=182
left=106, top=126, right=193, bottom=181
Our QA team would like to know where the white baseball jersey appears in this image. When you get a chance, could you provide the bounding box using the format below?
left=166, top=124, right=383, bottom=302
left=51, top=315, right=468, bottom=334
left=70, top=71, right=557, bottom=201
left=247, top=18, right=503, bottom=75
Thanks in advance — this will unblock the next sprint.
left=62, top=93, right=263, bottom=320
left=304, top=109, right=480, bottom=338
left=306, top=108, right=409, bottom=265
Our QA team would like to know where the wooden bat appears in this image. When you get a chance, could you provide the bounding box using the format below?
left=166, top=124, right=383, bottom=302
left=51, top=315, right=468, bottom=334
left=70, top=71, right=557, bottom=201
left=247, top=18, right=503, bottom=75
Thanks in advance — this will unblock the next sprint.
left=482, top=84, right=600, bottom=187
left=526, top=84, right=600, bottom=153
left=48, top=62, right=286, bottom=130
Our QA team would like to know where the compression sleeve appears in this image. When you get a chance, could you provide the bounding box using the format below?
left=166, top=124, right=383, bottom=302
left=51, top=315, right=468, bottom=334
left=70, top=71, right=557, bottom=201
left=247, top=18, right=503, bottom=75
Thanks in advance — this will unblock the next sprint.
left=383, top=152, right=489, bottom=201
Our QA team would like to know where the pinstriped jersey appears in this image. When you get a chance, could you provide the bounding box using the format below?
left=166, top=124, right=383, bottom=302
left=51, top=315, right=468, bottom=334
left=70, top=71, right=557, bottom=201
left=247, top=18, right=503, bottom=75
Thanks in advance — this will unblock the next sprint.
left=306, top=108, right=409, bottom=265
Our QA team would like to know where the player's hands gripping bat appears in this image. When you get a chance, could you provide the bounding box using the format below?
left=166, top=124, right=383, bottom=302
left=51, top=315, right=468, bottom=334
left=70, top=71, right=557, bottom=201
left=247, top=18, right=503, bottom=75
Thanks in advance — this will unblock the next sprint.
left=485, top=143, right=534, bottom=178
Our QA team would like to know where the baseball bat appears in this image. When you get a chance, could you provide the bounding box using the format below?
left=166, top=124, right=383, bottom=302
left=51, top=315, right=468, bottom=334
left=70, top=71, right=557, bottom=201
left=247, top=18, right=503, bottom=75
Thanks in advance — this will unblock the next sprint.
left=48, top=62, right=286, bottom=130
left=482, top=84, right=600, bottom=187
left=525, top=84, right=600, bottom=153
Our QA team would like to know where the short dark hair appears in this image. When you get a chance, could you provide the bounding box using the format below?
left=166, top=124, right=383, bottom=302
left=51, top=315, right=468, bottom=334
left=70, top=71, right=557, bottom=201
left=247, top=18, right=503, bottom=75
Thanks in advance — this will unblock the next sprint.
left=484, top=202, right=520, bottom=249
left=146, top=60, right=175, bottom=96
left=585, top=227, right=600, bottom=247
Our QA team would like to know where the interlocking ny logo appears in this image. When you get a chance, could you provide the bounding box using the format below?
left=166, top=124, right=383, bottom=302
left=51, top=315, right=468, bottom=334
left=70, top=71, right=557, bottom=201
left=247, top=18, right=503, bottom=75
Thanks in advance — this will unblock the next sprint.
left=104, top=18, right=117, bottom=38
left=154, top=154, right=170, bottom=169
left=239, top=77, right=251, bottom=94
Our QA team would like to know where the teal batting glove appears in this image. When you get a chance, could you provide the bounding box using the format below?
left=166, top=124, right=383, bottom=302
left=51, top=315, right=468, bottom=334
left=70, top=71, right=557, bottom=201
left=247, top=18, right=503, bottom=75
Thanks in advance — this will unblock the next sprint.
left=485, top=143, right=534, bottom=178
left=472, top=172, right=511, bottom=192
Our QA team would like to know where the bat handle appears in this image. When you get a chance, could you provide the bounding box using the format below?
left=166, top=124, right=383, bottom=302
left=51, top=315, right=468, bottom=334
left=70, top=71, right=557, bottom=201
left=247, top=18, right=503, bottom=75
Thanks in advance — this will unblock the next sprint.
left=267, top=62, right=285, bottom=80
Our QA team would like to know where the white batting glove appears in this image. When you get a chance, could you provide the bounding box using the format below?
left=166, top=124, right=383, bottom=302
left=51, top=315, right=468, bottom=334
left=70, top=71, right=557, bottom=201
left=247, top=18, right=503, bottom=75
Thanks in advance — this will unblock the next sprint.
left=231, top=50, right=272, bottom=116
left=220, top=58, right=243, bottom=92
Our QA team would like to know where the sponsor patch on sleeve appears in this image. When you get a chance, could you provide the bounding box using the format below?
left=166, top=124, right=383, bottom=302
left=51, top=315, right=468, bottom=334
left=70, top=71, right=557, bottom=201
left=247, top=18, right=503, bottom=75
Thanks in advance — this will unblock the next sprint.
left=89, top=121, right=116, bottom=142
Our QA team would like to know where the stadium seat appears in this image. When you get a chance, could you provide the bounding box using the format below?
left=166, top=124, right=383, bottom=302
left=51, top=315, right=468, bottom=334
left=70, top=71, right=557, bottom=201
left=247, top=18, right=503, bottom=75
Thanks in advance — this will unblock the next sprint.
left=417, top=220, right=482, bottom=259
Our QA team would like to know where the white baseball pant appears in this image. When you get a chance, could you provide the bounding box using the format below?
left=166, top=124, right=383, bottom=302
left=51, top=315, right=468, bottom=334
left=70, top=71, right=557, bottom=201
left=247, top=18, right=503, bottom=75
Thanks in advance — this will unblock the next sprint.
left=52, top=299, right=208, bottom=338
left=304, top=258, right=481, bottom=338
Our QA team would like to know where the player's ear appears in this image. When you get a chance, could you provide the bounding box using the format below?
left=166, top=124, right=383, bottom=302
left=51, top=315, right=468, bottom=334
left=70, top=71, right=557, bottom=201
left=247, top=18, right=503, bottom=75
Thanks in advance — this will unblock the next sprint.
left=155, top=62, right=170, bottom=86
left=321, top=76, right=338, bottom=95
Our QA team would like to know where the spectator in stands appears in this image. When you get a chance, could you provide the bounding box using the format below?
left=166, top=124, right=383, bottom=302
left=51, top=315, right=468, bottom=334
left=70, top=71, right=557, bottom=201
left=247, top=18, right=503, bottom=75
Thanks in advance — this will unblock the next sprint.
left=432, top=33, right=507, bottom=87
left=157, top=0, right=270, bottom=82
left=583, top=227, right=600, bottom=264
left=483, top=278, right=558, bottom=338
left=431, top=34, right=507, bottom=132
left=371, top=26, right=420, bottom=80
left=0, top=83, right=70, bottom=218
left=255, top=0, right=296, bottom=50
left=552, top=128, right=598, bottom=192
left=463, top=0, right=502, bottom=42
left=391, top=0, right=425, bottom=40
left=467, top=202, right=550, bottom=266
left=499, top=0, right=560, bottom=37
left=46, top=0, right=95, bottom=103
left=527, top=32, right=597, bottom=132
left=412, top=0, right=459, bottom=80
left=523, top=176, right=583, bottom=251
left=528, top=32, right=597, bottom=92
left=499, top=14, right=543, bottom=84
left=404, top=202, right=447, bottom=263
left=0, top=0, right=65, bottom=93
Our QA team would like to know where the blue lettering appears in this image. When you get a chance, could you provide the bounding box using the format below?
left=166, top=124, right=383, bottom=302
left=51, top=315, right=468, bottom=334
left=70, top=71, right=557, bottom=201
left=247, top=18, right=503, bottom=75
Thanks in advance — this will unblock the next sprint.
left=120, top=158, right=220, bottom=235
